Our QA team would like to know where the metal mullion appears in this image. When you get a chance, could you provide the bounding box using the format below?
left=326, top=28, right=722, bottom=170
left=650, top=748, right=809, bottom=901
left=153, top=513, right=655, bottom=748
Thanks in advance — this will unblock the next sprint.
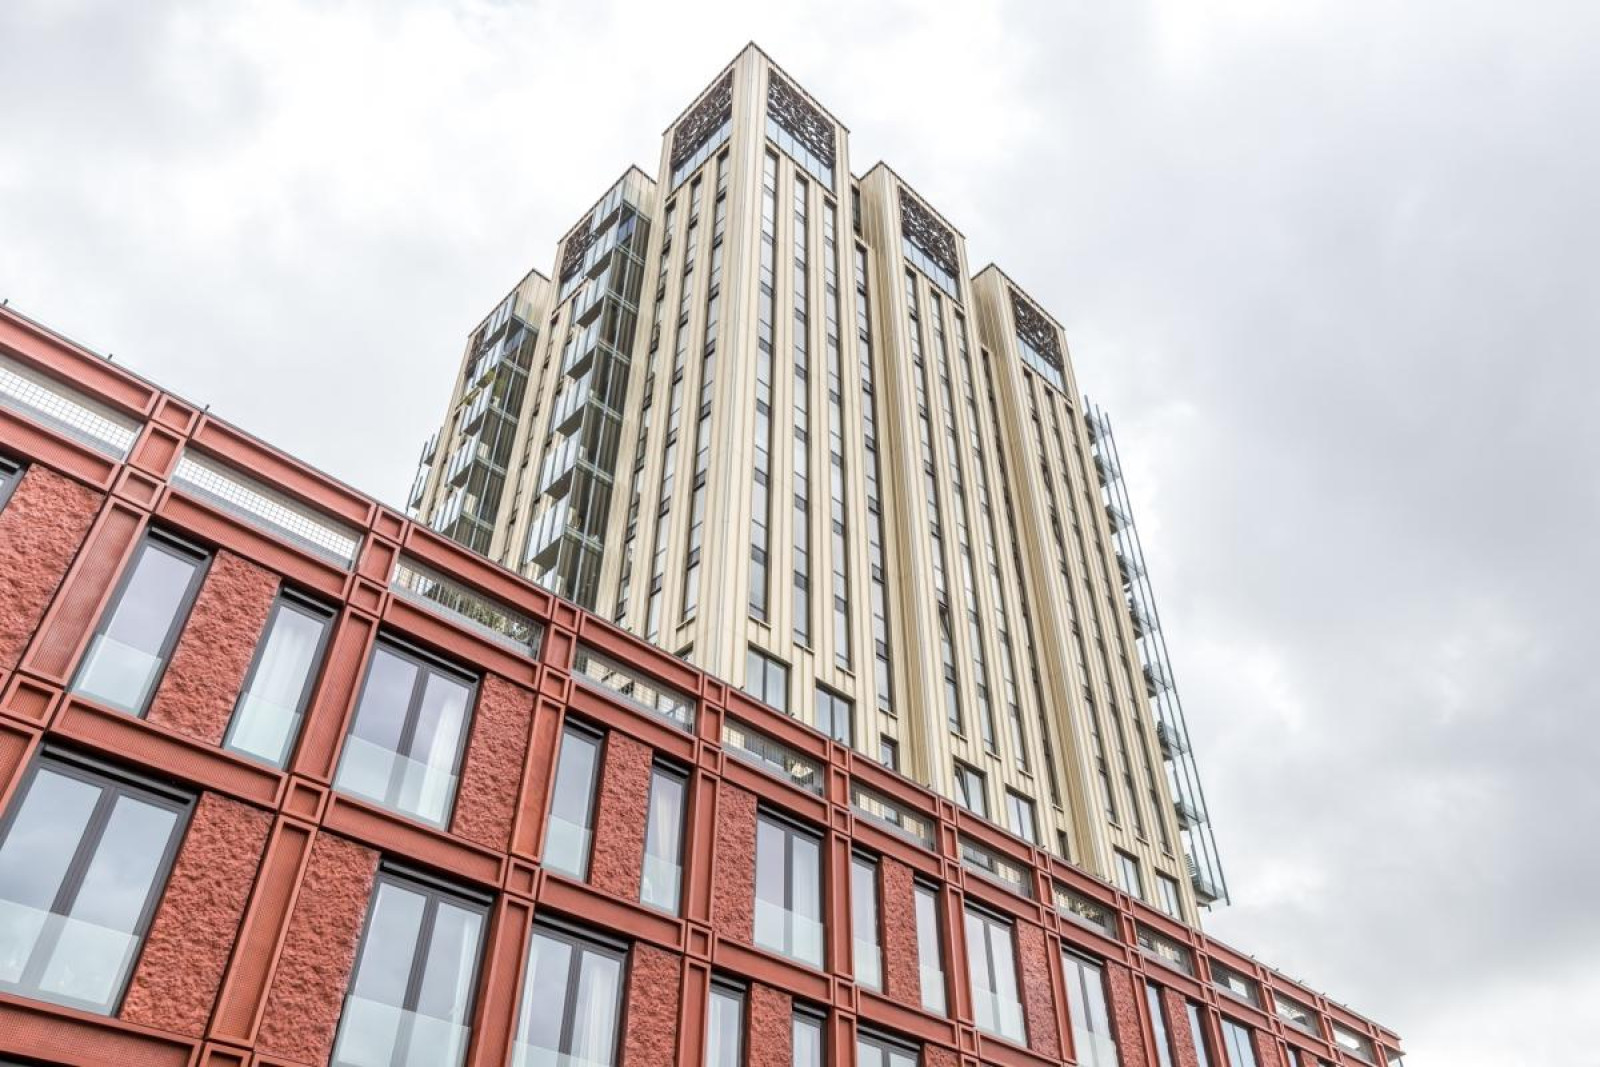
left=390, top=889, right=439, bottom=1067
left=387, top=661, right=433, bottom=811
left=17, top=776, right=114, bottom=991
left=556, top=935, right=584, bottom=1057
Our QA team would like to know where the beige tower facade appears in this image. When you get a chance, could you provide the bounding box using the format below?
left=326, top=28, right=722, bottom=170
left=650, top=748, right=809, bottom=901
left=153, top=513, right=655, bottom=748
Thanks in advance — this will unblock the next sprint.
left=409, top=45, right=1227, bottom=922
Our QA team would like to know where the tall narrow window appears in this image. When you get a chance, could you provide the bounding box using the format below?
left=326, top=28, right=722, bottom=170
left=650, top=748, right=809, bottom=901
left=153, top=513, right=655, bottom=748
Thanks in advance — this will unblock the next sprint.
left=1221, top=1020, right=1260, bottom=1067
left=953, top=761, right=988, bottom=818
left=851, top=853, right=881, bottom=990
left=0, top=456, right=20, bottom=511
left=72, top=531, right=209, bottom=716
left=879, top=736, right=899, bottom=771
left=334, top=640, right=476, bottom=827
left=332, top=870, right=487, bottom=1067
left=0, top=754, right=189, bottom=1014
left=964, top=907, right=1025, bottom=1043
left=641, top=764, right=686, bottom=913
left=1115, top=851, right=1144, bottom=900
left=1062, top=952, right=1119, bottom=1067
left=792, top=1008, right=825, bottom=1066
left=1156, top=873, right=1182, bottom=918
left=815, top=685, right=853, bottom=746
left=707, top=983, right=745, bottom=1067
left=749, top=152, right=779, bottom=621
left=545, top=724, right=603, bottom=880
left=913, top=882, right=946, bottom=1015
left=1147, top=984, right=1177, bottom=1067
left=1187, top=1003, right=1216, bottom=1067
left=857, top=1031, right=919, bottom=1067
left=511, top=924, right=623, bottom=1067
left=755, top=812, right=823, bottom=967
left=1005, top=790, right=1038, bottom=844
left=744, top=647, right=790, bottom=714
left=224, top=592, right=332, bottom=767
left=791, top=173, right=812, bottom=647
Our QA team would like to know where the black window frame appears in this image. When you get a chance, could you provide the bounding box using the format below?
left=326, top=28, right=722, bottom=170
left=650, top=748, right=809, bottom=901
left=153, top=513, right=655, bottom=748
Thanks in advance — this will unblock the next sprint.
left=857, top=1028, right=921, bottom=1067
left=0, top=455, right=22, bottom=512
left=953, top=760, right=988, bottom=818
left=791, top=1003, right=827, bottom=1066
left=706, top=979, right=747, bottom=1067
left=546, top=719, right=605, bottom=881
left=963, top=903, right=1027, bottom=1045
left=70, top=528, right=211, bottom=717
left=1005, top=789, right=1038, bottom=844
left=334, top=864, right=491, bottom=1067
left=754, top=808, right=824, bottom=968
left=879, top=735, right=899, bottom=771
left=222, top=588, right=335, bottom=768
left=334, top=635, right=479, bottom=829
left=1187, top=1001, right=1216, bottom=1067
left=640, top=760, right=688, bottom=913
left=744, top=646, right=790, bottom=713
left=814, top=683, right=853, bottom=746
left=1146, top=982, right=1177, bottom=1067
left=513, top=920, right=627, bottom=1066
left=913, top=878, right=947, bottom=1015
left=0, top=748, right=193, bottom=1015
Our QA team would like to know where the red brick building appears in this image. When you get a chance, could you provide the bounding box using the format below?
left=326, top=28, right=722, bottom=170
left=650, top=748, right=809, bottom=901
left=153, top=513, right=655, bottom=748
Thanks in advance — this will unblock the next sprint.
left=0, top=303, right=1402, bottom=1067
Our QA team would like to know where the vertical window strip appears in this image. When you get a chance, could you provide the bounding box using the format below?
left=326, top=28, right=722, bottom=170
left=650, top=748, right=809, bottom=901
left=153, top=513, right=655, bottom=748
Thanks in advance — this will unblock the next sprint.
left=645, top=180, right=703, bottom=640
left=791, top=174, right=813, bottom=645
left=824, top=205, right=852, bottom=670
left=749, top=152, right=778, bottom=620
left=855, top=246, right=894, bottom=715
left=680, top=155, right=728, bottom=619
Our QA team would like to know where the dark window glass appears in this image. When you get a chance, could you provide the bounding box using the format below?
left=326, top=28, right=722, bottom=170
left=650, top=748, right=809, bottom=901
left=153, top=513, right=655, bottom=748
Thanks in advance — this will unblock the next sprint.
left=511, top=924, right=623, bottom=1067
left=879, top=736, right=899, bottom=771
left=707, top=983, right=745, bottom=1067
left=754, top=813, right=823, bottom=967
left=1005, top=790, right=1038, bottom=844
left=332, top=870, right=487, bottom=1067
left=546, top=724, right=603, bottom=879
left=1221, top=1020, right=1260, bottom=1067
left=224, top=593, right=332, bottom=767
left=0, top=457, right=21, bottom=511
left=640, top=764, right=686, bottom=913
left=72, top=532, right=208, bottom=716
left=1115, top=851, right=1144, bottom=900
left=334, top=640, right=475, bottom=827
left=0, top=754, right=189, bottom=1014
left=1156, top=874, right=1183, bottom=918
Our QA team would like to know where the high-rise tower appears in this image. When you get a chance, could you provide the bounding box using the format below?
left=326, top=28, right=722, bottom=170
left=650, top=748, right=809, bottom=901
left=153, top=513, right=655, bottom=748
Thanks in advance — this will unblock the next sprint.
left=410, top=45, right=1226, bottom=921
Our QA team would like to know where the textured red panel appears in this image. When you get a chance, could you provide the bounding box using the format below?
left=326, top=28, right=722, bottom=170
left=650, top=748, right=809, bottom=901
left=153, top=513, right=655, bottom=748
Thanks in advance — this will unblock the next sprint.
left=589, top=732, right=652, bottom=900
left=747, top=983, right=792, bottom=1067
left=1016, top=921, right=1061, bottom=1058
left=621, top=943, right=681, bottom=1066
left=880, top=856, right=921, bottom=1008
left=256, top=832, right=379, bottom=1064
left=710, top=784, right=757, bottom=944
left=923, top=1046, right=959, bottom=1067
left=1253, top=1030, right=1285, bottom=1067
left=0, top=466, right=101, bottom=670
left=1163, top=986, right=1201, bottom=1067
left=450, top=674, right=534, bottom=852
left=147, top=551, right=278, bottom=745
left=121, top=793, right=272, bottom=1036
left=1107, top=962, right=1149, bottom=1067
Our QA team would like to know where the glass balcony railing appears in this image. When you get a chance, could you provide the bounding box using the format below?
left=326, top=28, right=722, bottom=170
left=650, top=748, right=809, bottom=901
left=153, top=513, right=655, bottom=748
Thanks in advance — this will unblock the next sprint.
left=0, top=901, right=141, bottom=1011
left=227, top=691, right=304, bottom=768
left=754, top=899, right=823, bottom=968
left=334, top=736, right=458, bottom=828
left=1070, top=1027, right=1119, bottom=1067
left=972, top=989, right=1026, bottom=1045
left=73, top=634, right=163, bottom=715
left=331, top=995, right=471, bottom=1067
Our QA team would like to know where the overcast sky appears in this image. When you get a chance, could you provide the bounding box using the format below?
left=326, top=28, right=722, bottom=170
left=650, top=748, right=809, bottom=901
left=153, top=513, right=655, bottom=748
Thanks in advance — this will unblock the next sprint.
left=4, top=1, right=1597, bottom=1062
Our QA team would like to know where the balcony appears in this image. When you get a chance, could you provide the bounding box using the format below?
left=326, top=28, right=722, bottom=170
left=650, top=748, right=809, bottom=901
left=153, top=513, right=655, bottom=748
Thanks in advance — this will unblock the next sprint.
left=1127, top=598, right=1155, bottom=638
left=1094, top=452, right=1120, bottom=486
left=1116, top=550, right=1144, bottom=588
left=536, top=436, right=580, bottom=497
left=1104, top=502, right=1130, bottom=534
left=1084, top=409, right=1112, bottom=444
left=418, top=430, right=439, bottom=465
left=1156, top=721, right=1188, bottom=759
left=1143, top=660, right=1172, bottom=696
left=1189, top=854, right=1224, bottom=905
left=1174, top=796, right=1205, bottom=829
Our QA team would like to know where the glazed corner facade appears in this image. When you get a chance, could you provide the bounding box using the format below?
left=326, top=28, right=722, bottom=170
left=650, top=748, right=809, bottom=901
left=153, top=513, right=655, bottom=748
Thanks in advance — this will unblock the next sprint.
left=0, top=308, right=1398, bottom=1065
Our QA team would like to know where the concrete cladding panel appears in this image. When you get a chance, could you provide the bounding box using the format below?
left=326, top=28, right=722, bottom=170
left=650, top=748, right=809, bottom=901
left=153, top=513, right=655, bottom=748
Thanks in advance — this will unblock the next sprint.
left=146, top=550, right=278, bottom=746
left=1163, top=985, right=1203, bottom=1067
left=0, top=465, right=101, bottom=670
left=1107, top=962, right=1150, bottom=1067
left=451, top=673, right=536, bottom=852
left=256, top=831, right=380, bottom=1064
left=120, top=792, right=273, bottom=1036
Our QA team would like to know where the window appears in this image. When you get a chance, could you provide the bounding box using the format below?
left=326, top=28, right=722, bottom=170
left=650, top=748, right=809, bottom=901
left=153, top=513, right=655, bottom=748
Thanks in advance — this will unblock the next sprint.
left=1332, top=1024, right=1377, bottom=1063
left=792, top=1008, right=825, bottom=1066
left=1220, top=1020, right=1259, bottom=1067
left=72, top=531, right=208, bottom=716
left=879, top=735, right=899, bottom=771
left=856, top=1032, right=919, bottom=1067
left=755, top=813, right=823, bottom=966
left=964, top=907, right=1025, bottom=1043
left=913, top=881, right=946, bottom=1014
left=511, top=924, right=623, bottom=1067
left=707, top=983, right=745, bottom=1067
left=0, top=754, right=189, bottom=1014
left=1005, top=790, right=1038, bottom=844
left=1187, top=1002, right=1216, bottom=1067
left=1115, top=850, right=1144, bottom=900
left=332, top=870, right=487, bottom=1067
left=334, top=640, right=476, bottom=827
left=0, top=456, right=20, bottom=511
left=641, top=764, right=686, bottom=913
left=1062, top=952, right=1119, bottom=1067
left=815, top=685, right=853, bottom=746
left=744, top=647, right=789, bottom=713
left=851, top=854, right=881, bottom=990
left=224, top=592, right=332, bottom=767
left=953, top=761, right=988, bottom=818
left=1146, top=984, right=1176, bottom=1067
left=1155, top=873, right=1182, bottom=918
left=545, top=724, right=602, bottom=879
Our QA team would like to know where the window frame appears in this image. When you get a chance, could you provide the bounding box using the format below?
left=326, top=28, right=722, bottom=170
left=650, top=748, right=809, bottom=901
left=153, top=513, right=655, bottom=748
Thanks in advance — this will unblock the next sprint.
left=879, top=735, right=899, bottom=771
left=1005, top=789, right=1038, bottom=844
left=335, top=635, right=479, bottom=828
left=1146, top=982, right=1177, bottom=1067
left=792, top=1004, right=827, bottom=1066
left=1115, top=850, right=1144, bottom=900
left=964, top=903, right=1027, bottom=1044
left=913, top=879, right=947, bottom=1015
left=640, top=761, right=688, bottom=913
left=850, top=851, right=882, bottom=990
left=706, top=980, right=747, bottom=1067
left=1187, top=1001, right=1216, bottom=1067
left=0, top=455, right=21, bottom=512
left=545, top=720, right=605, bottom=881
left=512, top=920, right=626, bottom=1067
left=222, top=589, right=334, bottom=768
left=0, top=750, right=193, bottom=1015
left=335, top=865, right=491, bottom=1067
left=1220, top=1018, right=1260, bottom=1067
left=744, top=646, right=790, bottom=713
left=71, top=529, right=211, bottom=717
left=815, top=684, right=853, bottom=746
left=857, top=1028, right=921, bottom=1067
left=953, top=760, right=988, bottom=818
left=1062, top=950, right=1120, bottom=1067
left=754, top=809, right=825, bottom=968
left=1155, top=872, right=1183, bottom=918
